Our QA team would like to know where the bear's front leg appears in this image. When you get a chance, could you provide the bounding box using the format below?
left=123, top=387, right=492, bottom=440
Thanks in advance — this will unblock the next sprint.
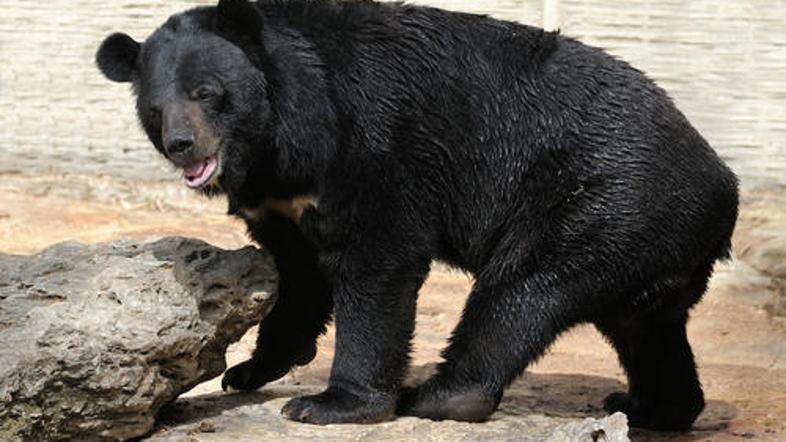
left=281, top=234, right=431, bottom=424
left=222, top=213, right=333, bottom=392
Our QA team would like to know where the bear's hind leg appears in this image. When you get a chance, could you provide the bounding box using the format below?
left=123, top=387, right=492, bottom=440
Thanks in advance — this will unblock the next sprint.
left=596, top=311, right=704, bottom=431
left=397, top=273, right=583, bottom=422
left=595, top=271, right=710, bottom=431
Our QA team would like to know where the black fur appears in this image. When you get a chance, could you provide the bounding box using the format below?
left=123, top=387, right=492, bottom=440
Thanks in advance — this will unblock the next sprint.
left=97, top=0, right=739, bottom=429
left=96, top=33, right=140, bottom=82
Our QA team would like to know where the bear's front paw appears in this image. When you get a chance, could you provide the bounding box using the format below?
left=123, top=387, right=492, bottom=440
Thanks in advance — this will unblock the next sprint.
left=222, top=343, right=318, bottom=392
left=221, top=359, right=271, bottom=392
left=281, top=387, right=396, bottom=424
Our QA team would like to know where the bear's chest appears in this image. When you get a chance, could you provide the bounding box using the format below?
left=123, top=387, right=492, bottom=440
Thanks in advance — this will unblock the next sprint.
left=238, top=196, right=319, bottom=225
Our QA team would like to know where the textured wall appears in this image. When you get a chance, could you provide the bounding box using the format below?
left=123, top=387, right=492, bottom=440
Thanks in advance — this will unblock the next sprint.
left=555, top=0, right=786, bottom=188
left=1, top=0, right=783, bottom=187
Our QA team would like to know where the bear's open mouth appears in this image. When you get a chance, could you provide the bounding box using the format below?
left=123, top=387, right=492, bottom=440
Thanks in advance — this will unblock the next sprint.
left=183, top=154, right=219, bottom=189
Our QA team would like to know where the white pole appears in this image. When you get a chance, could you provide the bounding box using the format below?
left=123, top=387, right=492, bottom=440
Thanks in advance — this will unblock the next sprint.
left=543, top=0, right=559, bottom=31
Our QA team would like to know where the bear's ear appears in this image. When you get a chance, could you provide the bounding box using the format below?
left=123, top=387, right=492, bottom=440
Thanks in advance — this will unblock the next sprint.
left=216, top=0, right=264, bottom=37
left=96, top=33, right=141, bottom=83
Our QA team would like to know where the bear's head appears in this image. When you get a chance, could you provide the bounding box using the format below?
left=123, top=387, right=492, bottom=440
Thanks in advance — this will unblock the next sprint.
left=96, top=0, right=334, bottom=203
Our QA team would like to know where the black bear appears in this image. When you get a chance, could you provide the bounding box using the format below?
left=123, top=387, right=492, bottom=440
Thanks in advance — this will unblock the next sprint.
left=96, top=0, right=738, bottom=430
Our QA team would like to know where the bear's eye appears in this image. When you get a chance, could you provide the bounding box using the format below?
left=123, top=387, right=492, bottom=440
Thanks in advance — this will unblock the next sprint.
left=148, top=107, right=162, bottom=121
left=193, top=86, right=220, bottom=101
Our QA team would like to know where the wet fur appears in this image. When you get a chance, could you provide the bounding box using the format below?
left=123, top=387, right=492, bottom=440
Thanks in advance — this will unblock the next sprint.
left=97, top=0, right=739, bottom=430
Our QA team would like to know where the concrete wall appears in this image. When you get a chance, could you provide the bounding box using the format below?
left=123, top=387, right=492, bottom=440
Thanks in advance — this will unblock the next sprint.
left=1, top=0, right=783, bottom=187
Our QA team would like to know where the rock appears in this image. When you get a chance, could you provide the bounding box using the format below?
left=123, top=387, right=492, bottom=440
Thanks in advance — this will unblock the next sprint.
left=148, top=384, right=629, bottom=441
left=0, top=238, right=278, bottom=441
left=546, top=412, right=629, bottom=442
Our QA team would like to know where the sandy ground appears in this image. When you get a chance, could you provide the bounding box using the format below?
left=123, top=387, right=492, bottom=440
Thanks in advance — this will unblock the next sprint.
left=1, top=173, right=784, bottom=441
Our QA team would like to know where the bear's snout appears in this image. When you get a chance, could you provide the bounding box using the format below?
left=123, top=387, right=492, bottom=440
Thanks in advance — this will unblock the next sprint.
left=164, top=131, right=194, bottom=159
left=161, top=103, right=196, bottom=163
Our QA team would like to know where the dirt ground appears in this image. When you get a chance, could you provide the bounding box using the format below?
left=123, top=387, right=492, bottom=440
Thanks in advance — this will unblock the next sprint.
left=1, top=172, right=784, bottom=441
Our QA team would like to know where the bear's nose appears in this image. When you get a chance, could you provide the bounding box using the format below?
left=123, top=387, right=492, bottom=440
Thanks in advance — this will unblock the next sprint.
left=165, top=133, right=194, bottom=158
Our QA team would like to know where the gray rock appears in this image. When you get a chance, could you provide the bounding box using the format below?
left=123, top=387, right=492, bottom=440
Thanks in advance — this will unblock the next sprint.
left=147, top=385, right=629, bottom=442
left=546, top=412, right=629, bottom=442
left=0, top=238, right=278, bottom=441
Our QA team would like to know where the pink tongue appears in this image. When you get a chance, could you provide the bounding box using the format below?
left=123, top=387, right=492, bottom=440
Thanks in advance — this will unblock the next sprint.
left=184, top=160, right=207, bottom=179
left=183, top=156, right=218, bottom=188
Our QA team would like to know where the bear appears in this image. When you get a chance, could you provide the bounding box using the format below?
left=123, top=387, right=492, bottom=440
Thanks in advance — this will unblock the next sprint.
left=96, top=0, right=739, bottom=430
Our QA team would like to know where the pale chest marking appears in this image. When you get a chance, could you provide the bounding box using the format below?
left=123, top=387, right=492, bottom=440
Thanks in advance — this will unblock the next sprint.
left=241, top=195, right=319, bottom=224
